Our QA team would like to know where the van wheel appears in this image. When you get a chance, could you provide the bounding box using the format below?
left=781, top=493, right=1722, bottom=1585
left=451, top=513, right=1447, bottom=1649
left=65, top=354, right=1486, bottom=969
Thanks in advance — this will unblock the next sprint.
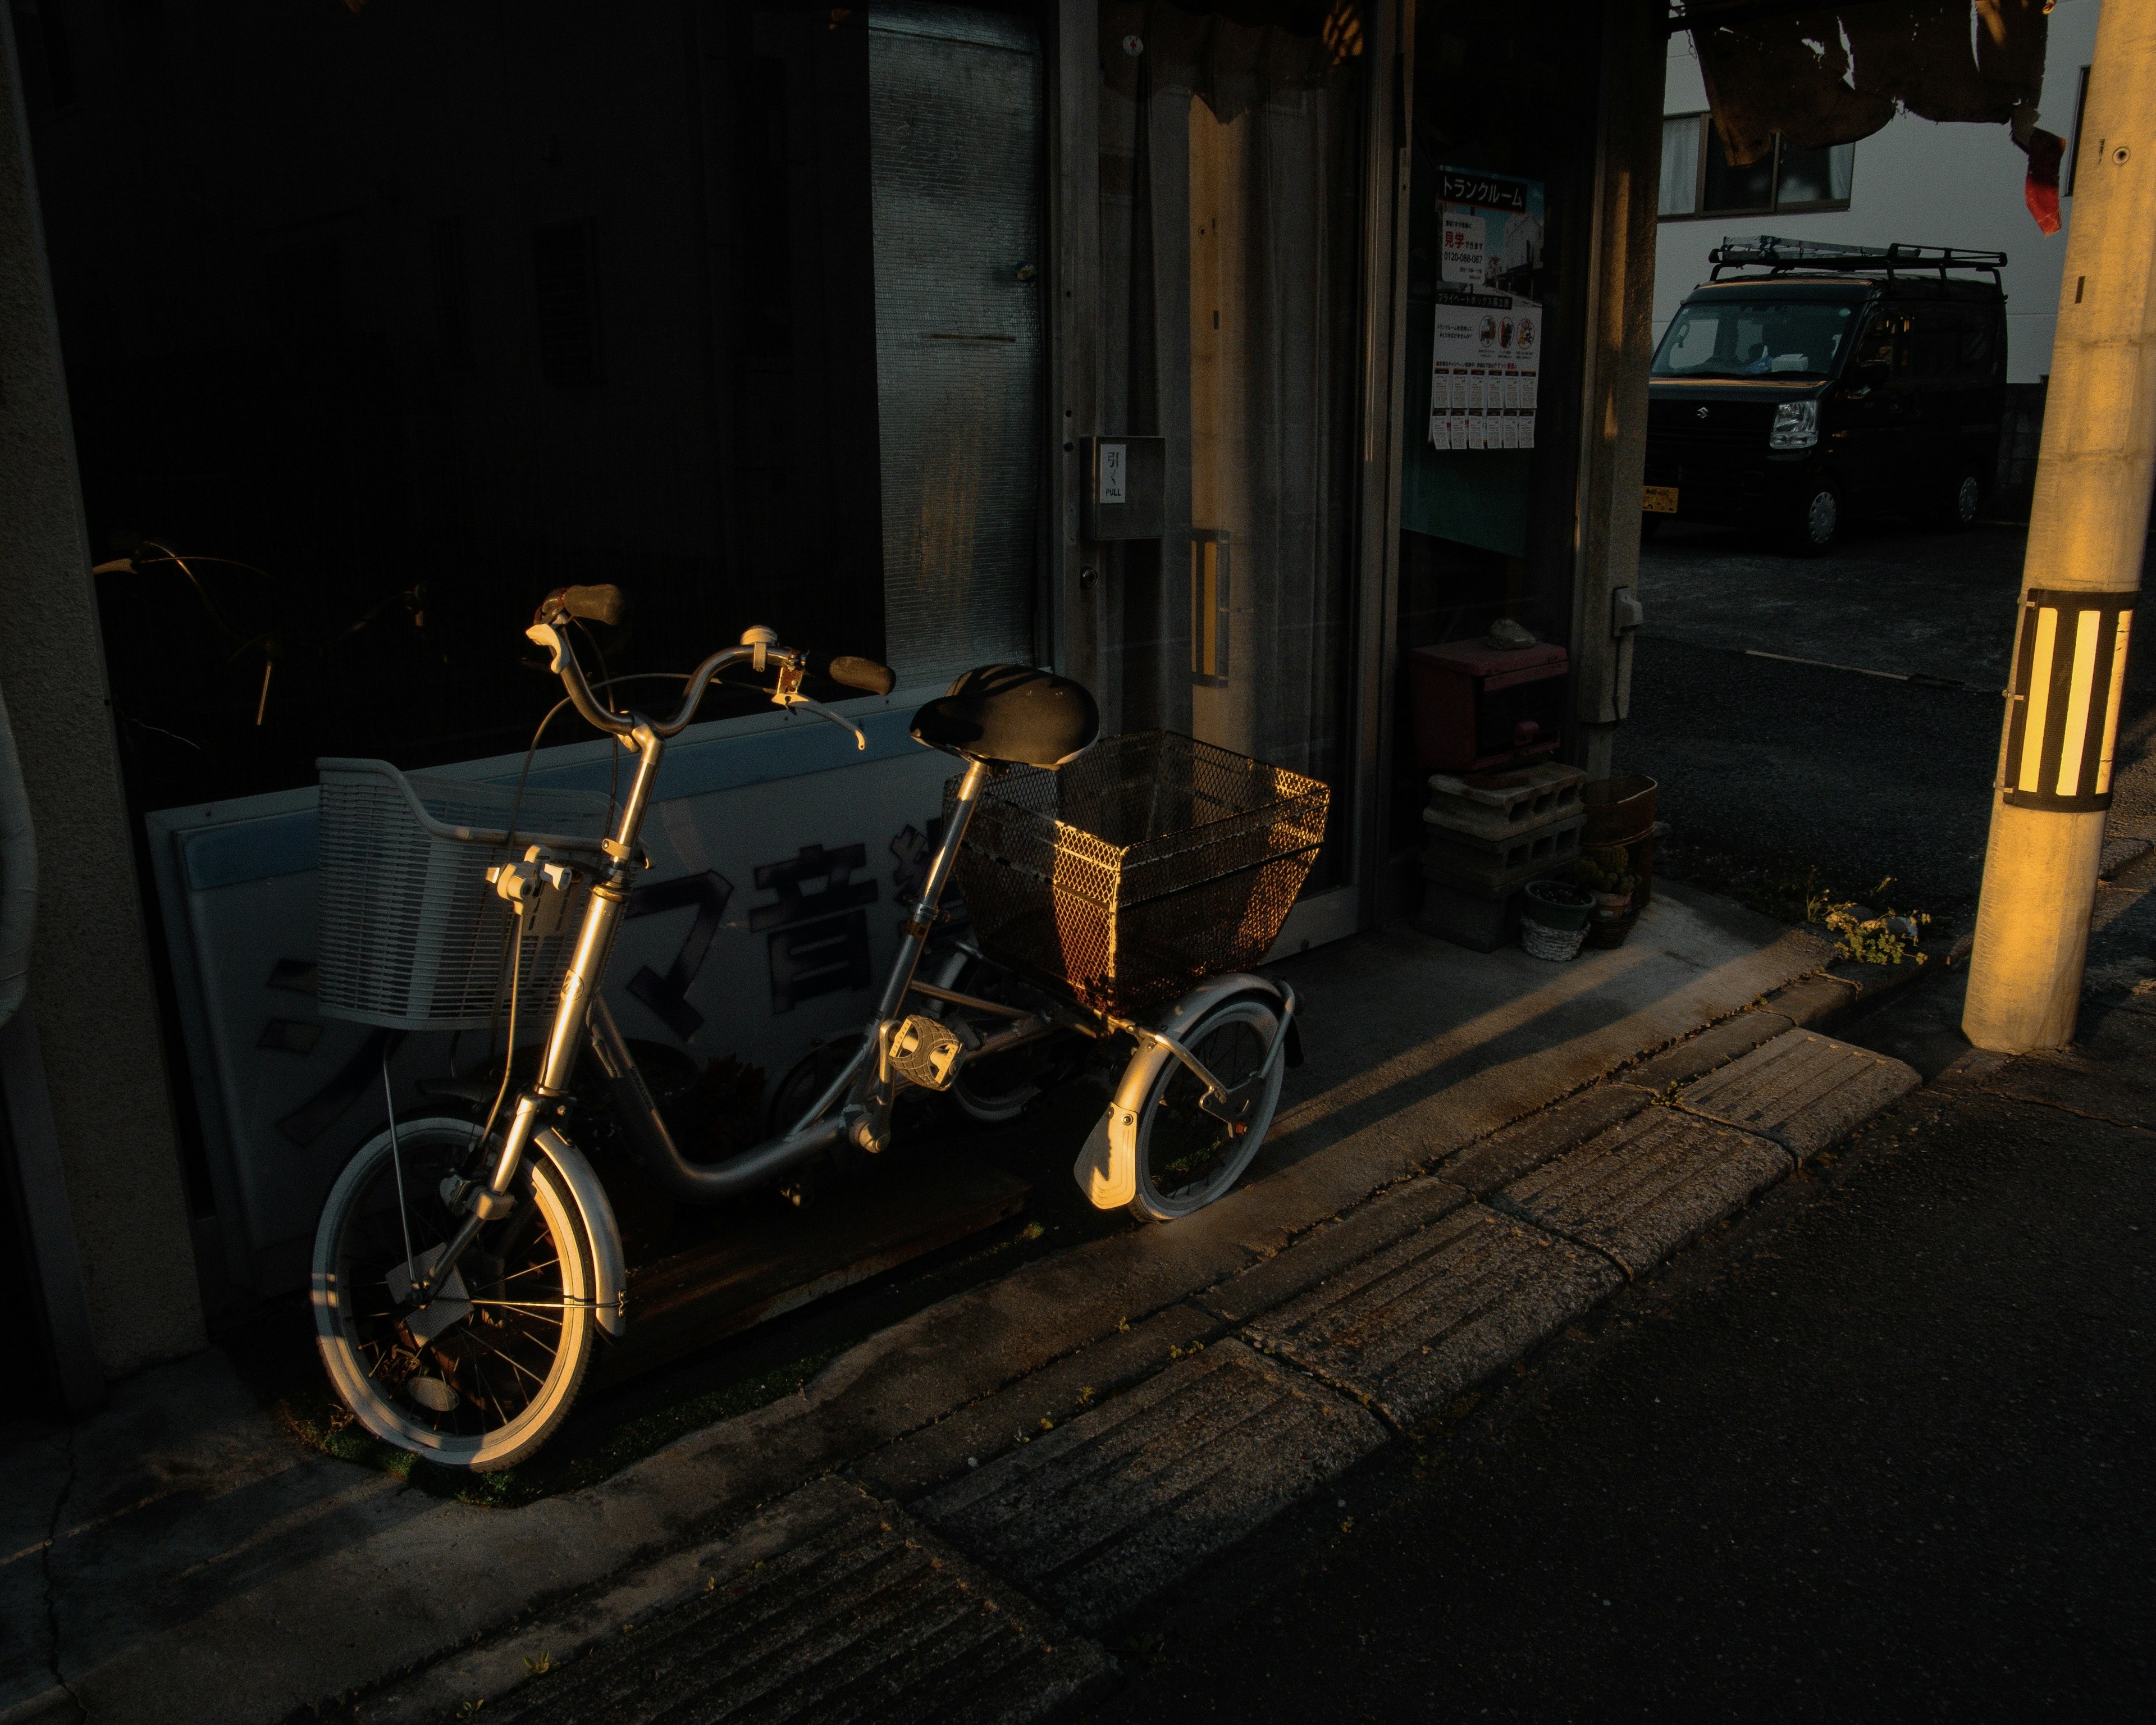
left=1939, top=472, right=1983, bottom=531
left=1788, top=483, right=1841, bottom=555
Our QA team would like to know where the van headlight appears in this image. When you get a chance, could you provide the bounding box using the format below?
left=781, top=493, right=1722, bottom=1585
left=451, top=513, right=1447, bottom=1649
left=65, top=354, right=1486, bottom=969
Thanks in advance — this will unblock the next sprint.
left=1769, top=399, right=1819, bottom=450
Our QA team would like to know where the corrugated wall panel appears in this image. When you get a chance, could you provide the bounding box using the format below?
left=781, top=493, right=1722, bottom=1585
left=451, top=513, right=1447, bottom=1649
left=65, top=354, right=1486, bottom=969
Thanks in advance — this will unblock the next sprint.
left=869, top=5, right=1043, bottom=685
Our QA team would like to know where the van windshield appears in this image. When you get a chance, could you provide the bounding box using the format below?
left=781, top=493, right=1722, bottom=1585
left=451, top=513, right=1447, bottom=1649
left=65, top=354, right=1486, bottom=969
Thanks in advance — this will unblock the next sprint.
left=1652, top=298, right=1857, bottom=380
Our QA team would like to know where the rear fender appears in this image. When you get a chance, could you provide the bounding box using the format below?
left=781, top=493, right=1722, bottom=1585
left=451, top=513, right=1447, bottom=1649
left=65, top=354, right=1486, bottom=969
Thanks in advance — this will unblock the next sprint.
left=1072, top=973, right=1292, bottom=1211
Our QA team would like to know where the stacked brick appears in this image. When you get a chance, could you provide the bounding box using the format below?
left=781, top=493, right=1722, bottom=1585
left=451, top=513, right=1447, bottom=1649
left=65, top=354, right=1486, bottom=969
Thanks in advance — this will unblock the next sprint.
left=1415, top=761, right=1588, bottom=952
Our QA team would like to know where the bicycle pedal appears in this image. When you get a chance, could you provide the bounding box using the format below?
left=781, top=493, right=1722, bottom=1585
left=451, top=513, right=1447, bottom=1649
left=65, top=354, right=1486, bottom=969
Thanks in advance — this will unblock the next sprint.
left=890, top=1012, right=967, bottom=1091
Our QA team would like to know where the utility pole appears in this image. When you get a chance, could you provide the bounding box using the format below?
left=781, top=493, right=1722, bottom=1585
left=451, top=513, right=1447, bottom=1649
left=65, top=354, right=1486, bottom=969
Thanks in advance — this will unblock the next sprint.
left=1963, top=0, right=2156, bottom=1053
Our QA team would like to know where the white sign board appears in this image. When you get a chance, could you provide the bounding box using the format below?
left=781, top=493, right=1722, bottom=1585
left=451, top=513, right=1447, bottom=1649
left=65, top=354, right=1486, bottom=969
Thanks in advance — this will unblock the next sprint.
left=1427, top=293, right=1541, bottom=452
left=1099, top=441, right=1127, bottom=504
left=148, top=697, right=967, bottom=1297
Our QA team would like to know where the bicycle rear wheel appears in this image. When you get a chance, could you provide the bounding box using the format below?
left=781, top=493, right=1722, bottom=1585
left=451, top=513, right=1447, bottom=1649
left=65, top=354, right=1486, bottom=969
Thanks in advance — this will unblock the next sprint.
left=312, top=1117, right=596, bottom=1471
left=1127, top=994, right=1283, bottom=1222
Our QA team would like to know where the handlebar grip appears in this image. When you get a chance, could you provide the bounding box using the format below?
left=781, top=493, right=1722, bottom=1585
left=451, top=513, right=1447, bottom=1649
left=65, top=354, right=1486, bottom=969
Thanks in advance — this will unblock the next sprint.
left=811, top=652, right=897, bottom=697
left=555, top=584, right=625, bottom=626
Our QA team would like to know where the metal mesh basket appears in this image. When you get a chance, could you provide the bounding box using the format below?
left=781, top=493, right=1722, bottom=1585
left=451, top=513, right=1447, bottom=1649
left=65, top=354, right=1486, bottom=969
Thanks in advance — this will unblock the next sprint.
left=951, top=731, right=1330, bottom=1016
left=316, top=760, right=614, bottom=1032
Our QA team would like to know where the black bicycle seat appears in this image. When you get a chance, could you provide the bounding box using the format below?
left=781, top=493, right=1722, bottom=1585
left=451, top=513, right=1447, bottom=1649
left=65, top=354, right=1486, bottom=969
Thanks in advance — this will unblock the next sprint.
left=910, top=664, right=1100, bottom=769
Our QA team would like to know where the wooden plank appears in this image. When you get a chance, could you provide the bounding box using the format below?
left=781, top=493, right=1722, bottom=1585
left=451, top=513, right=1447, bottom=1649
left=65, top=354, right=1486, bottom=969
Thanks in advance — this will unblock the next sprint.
left=590, top=1156, right=1030, bottom=1388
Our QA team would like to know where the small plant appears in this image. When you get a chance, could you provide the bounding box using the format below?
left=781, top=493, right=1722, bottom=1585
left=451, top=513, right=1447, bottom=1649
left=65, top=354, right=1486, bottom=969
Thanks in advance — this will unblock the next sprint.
left=523, top=1651, right=553, bottom=1677
left=1807, top=875, right=1932, bottom=965
left=1570, top=845, right=1638, bottom=898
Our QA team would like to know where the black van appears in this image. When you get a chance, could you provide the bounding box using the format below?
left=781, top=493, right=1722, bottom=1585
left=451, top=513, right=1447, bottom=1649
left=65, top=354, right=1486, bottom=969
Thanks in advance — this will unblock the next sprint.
left=1642, top=238, right=2009, bottom=553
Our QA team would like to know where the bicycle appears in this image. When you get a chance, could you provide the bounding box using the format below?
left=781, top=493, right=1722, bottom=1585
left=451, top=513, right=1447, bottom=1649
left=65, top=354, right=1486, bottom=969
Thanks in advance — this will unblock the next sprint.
left=311, top=585, right=1325, bottom=1469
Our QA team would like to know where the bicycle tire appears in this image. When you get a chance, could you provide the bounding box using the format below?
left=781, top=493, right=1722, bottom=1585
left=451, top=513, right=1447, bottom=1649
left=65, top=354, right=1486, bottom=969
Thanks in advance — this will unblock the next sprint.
left=1126, top=993, right=1283, bottom=1222
left=313, top=1116, right=597, bottom=1471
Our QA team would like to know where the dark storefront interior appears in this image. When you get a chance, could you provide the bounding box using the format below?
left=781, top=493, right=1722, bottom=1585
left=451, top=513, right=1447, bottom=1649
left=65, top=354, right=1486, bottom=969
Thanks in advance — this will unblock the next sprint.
left=19, top=1, right=1050, bottom=814
left=1392, top=0, right=1610, bottom=840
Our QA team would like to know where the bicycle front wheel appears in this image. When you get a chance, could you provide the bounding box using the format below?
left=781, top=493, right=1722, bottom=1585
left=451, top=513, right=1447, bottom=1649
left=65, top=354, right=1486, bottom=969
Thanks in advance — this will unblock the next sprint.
left=1127, top=993, right=1285, bottom=1222
left=312, top=1116, right=597, bottom=1471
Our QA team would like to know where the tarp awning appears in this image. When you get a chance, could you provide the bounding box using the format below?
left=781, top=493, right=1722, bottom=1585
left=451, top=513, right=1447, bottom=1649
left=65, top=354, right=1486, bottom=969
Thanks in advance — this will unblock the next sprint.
left=1684, top=0, right=2052, bottom=166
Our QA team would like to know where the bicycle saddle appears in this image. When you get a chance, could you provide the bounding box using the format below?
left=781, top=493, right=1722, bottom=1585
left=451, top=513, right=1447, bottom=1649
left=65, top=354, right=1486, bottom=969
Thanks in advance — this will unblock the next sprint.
left=910, top=664, right=1100, bottom=768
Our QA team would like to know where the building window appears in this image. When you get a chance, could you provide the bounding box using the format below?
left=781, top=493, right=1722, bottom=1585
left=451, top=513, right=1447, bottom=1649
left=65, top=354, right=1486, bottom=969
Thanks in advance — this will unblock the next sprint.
left=1658, top=113, right=1854, bottom=220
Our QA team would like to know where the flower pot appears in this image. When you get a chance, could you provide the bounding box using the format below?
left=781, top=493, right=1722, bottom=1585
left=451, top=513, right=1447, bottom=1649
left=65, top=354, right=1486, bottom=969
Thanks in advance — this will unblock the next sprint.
left=1583, top=776, right=1657, bottom=909
left=1521, top=918, right=1588, bottom=961
left=1592, top=889, right=1633, bottom=921
left=1520, top=879, right=1593, bottom=931
left=1519, top=879, right=1593, bottom=960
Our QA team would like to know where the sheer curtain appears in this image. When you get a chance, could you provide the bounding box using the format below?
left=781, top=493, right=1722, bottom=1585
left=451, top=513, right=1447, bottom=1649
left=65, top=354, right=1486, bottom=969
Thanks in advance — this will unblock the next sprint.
left=1659, top=115, right=1702, bottom=216
left=1095, top=2, right=1362, bottom=803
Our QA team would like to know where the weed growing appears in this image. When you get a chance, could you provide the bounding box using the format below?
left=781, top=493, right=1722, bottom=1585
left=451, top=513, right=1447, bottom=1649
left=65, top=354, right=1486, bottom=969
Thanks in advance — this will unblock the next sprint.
left=1656, top=844, right=1943, bottom=964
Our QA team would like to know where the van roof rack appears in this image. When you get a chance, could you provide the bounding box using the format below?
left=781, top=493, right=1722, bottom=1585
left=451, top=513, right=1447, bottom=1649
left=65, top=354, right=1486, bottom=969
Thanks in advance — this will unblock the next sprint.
left=1709, top=236, right=2007, bottom=287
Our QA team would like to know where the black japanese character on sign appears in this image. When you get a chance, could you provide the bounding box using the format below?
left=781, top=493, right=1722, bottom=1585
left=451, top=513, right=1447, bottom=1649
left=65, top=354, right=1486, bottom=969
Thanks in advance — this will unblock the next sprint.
left=766, top=915, right=873, bottom=1014
left=888, top=820, right=945, bottom=902
left=625, top=870, right=735, bottom=1041
left=748, top=843, right=876, bottom=930
left=750, top=843, right=878, bottom=1014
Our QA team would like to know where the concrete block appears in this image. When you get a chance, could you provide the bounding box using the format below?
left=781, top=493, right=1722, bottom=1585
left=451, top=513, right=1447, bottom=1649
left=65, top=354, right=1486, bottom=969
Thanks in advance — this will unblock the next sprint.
left=1422, top=813, right=1585, bottom=886
left=1762, top=972, right=1861, bottom=1028
left=858, top=1302, right=1224, bottom=1503
left=1619, top=1010, right=1796, bottom=1092
left=1243, top=1203, right=1621, bottom=1429
left=1423, top=761, right=1587, bottom=843
left=917, top=1340, right=1384, bottom=1630
left=1435, top=1083, right=1655, bottom=1196
left=1677, top=1029, right=1921, bottom=1160
left=1196, top=1176, right=1473, bottom=1326
left=417, top=1477, right=1112, bottom=1725
left=1500, top=1107, right=1792, bottom=1277
left=1414, top=879, right=1520, bottom=952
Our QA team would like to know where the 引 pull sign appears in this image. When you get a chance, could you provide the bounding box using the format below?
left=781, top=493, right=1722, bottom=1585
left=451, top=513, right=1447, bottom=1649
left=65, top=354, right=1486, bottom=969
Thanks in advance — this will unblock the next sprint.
left=1079, top=435, right=1166, bottom=541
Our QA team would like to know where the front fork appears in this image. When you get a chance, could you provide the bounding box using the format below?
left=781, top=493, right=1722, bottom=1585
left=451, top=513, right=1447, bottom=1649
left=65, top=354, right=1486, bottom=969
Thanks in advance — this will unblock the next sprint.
left=414, top=730, right=657, bottom=1302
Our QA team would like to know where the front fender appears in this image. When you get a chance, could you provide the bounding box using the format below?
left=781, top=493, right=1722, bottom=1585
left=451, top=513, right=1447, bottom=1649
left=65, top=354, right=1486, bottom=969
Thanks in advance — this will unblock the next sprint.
left=532, top=1128, right=628, bottom=1338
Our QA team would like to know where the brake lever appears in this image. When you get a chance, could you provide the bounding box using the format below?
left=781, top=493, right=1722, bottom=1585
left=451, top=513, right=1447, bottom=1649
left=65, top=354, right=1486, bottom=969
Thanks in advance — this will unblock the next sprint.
left=771, top=673, right=867, bottom=750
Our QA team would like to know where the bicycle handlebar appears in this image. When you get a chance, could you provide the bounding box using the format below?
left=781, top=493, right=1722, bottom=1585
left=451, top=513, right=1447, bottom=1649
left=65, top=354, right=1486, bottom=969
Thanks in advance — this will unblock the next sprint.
left=526, top=590, right=895, bottom=743
left=810, top=651, right=897, bottom=697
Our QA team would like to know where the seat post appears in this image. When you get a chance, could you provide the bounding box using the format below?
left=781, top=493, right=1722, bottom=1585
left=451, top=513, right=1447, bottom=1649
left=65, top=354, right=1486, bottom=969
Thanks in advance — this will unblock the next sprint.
left=874, top=757, right=993, bottom=1022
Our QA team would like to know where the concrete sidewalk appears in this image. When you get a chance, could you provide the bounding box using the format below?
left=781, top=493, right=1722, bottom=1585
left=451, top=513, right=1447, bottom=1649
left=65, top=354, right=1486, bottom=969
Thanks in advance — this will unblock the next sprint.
left=3, top=884, right=1874, bottom=1725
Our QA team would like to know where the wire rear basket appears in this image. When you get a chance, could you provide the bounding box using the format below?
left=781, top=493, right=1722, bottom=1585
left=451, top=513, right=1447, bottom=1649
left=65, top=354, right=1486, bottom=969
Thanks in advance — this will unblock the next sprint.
left=952, top=731, right=1330, bottom=1016
left=316, top=760, right=614, bottom=1032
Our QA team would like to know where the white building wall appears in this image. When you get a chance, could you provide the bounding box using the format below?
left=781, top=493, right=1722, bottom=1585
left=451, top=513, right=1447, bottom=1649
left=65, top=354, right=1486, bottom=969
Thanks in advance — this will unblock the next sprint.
left=1656, top=0, right=2103, bottom=382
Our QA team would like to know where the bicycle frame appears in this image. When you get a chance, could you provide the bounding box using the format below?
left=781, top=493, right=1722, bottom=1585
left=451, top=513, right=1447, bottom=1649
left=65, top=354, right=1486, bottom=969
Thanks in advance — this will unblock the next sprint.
left=410, top=645, right=1064, bottom=1299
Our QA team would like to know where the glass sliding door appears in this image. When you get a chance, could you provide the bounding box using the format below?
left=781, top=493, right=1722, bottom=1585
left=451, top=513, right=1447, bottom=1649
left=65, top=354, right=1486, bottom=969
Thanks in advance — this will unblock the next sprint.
left=1099, top=3, right=1363, bottom=889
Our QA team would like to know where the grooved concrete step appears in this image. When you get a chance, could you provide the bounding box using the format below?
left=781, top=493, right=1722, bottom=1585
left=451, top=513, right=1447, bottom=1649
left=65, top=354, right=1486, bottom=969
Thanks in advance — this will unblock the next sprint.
left=472, top=1477, right=1108, bottom=1725
left=1618, top=1010, right=1796, bottom=1092
left=1197, top=1176, right=1472, bottom=1326
left=917, top=1340, right=1383, bottom=1631
left=1242, top=1203, right=1621, bottom=1429
left=1676, top=1028, right=1921, bottom=1158
left=1499, top=1106, right=1793, bottom=1277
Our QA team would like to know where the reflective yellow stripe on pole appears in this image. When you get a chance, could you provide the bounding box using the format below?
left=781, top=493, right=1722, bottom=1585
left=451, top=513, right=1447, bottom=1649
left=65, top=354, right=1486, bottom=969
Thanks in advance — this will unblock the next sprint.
left=1965, top=0, right=2156, bottom=1053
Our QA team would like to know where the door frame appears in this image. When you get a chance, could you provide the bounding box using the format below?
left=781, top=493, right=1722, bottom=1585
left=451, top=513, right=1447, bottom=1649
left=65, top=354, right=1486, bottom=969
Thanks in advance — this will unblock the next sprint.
left=1045, top=0, right=1414, bottom=946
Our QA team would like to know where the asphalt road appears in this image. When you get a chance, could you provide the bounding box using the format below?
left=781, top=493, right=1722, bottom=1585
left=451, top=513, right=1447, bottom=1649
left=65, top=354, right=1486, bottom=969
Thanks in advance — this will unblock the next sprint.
left=1091, top=990, right=2156, bottom=1722
left=1615, top=518, right=2156, bottom=925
